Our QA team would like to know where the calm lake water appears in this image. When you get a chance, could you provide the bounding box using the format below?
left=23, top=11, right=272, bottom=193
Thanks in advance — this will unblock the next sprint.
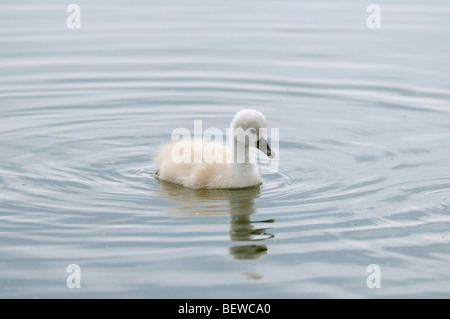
left=1, top=0, right=450, bottom=298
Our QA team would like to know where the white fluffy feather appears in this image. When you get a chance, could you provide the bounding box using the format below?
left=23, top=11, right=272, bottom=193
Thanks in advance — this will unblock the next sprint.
left=155, top=109, right=275, bottom=189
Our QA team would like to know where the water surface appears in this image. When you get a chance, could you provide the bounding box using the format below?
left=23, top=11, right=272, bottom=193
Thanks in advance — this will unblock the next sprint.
left=1, top=0, right=450, bottom=298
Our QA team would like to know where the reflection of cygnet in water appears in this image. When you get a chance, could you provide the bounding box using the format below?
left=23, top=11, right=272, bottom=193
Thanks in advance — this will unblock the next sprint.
left=155, top=179, right=274, bottom=260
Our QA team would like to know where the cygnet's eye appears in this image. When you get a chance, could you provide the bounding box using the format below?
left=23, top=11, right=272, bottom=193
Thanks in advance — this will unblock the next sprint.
left=250, top=128, right=257, bottom=134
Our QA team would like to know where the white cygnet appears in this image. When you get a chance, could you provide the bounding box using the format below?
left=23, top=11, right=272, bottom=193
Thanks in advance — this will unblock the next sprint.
left=155, top=109, right=275, bottom=189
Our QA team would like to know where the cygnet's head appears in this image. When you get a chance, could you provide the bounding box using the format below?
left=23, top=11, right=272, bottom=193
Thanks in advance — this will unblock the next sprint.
left=230, top=109, right=275, bottom=159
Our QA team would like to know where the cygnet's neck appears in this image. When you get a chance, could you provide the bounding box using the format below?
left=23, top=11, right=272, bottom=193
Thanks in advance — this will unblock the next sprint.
left=229, top=132, right=256, bottom=167
left=229, top=137, right=261, bottom=187
left=230, top=136, right=254, bottom=166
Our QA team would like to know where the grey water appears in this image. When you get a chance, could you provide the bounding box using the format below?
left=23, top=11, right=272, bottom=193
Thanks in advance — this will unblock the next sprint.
left=1, top=0, right=450, bottom=298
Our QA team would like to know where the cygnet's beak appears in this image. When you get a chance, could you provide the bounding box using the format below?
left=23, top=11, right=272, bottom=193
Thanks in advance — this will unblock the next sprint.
left=257, top=138, right=275, bottom=159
